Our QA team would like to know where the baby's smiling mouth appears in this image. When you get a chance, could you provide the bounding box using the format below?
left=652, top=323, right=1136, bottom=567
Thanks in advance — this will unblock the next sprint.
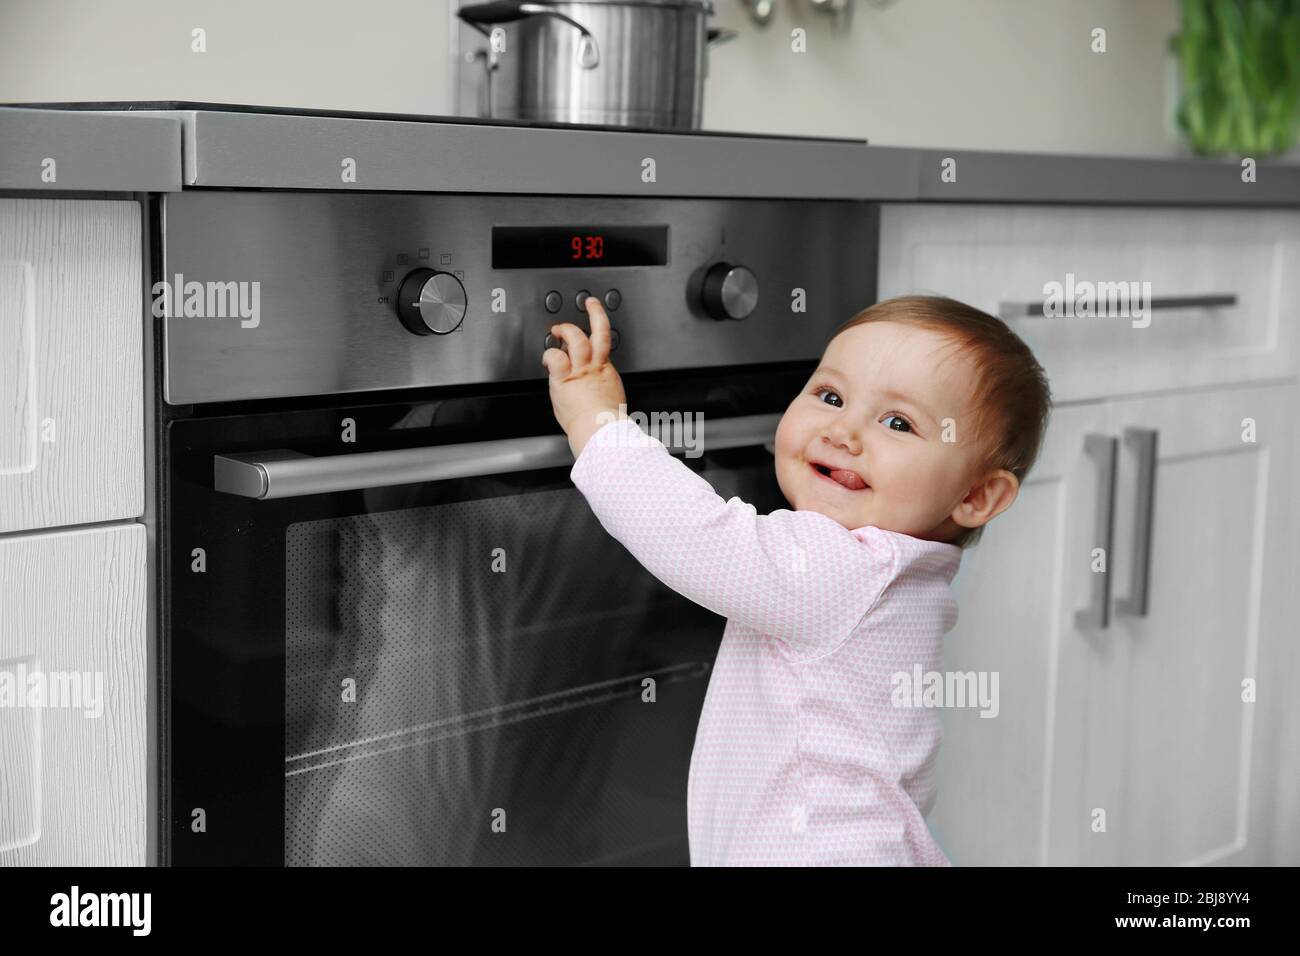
left=809, top=460, right=869, bottom=491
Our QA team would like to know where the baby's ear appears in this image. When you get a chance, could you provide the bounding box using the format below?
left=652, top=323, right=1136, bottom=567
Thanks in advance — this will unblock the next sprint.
left=954, top=469, right=1019, bottom=530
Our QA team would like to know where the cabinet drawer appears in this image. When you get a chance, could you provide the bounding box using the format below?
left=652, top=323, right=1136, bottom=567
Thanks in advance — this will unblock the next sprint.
left=879, top=204, right=1300, bottom=403
left=0, top=523, right=147, bottom=865
left=0, top=199, right=142, bottom=532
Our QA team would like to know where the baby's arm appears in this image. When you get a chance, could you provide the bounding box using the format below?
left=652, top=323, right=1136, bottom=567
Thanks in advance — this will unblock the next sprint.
left=570, top=416, right=897, bottom=655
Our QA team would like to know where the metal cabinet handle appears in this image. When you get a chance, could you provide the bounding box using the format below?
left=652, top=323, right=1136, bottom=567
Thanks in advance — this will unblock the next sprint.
left=999, top=293, right=1237, bottom=320
left=1115, top=427, right=1158, bottom=618
left=214, top=412, right=781, bottom=500
left=1075, top=433, right=1118, bottom=631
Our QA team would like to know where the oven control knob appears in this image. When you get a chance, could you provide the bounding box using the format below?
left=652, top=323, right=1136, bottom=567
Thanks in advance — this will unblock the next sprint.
left=396, top=268, right=467, bottom=335
left=700, top=262, right=758, bottom=321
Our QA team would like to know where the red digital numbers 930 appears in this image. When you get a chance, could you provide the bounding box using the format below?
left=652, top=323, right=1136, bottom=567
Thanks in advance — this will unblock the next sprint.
left=570, top=234, right=605, bottom=260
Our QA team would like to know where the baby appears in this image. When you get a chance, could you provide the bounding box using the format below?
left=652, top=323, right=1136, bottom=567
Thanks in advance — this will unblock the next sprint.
left=542, top=294, right=1052, bottom=866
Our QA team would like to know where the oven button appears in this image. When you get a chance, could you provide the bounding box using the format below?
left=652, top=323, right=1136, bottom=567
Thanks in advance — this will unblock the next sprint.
left=575, top=290, right=592, bottom=311
left=700, top=262, right=758, bottom=321
left=544, top=291, right=563, bottom=313
left=396, top=268, right=467, bottom=335
left=544, top=327, right=619, bottom=353
left=603, top=289, right=622, bottom=311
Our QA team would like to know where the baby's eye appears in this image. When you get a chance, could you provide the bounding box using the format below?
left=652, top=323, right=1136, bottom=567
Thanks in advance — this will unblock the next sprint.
left=881, top=413, right=913, bottom=433
left=814, top=387, right=843, bottom=408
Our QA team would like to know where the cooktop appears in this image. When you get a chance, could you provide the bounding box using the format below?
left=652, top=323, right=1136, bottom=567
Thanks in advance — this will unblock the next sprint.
left=2, top=100, right=862, bottom=144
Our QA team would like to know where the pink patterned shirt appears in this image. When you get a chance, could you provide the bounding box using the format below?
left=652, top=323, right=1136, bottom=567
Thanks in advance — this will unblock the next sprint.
left=569, top=417, right=963, bottom=866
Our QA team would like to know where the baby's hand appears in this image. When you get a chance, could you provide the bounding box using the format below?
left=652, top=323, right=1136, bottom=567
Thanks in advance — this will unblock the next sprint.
left=542, top=296, right=628, bottom=458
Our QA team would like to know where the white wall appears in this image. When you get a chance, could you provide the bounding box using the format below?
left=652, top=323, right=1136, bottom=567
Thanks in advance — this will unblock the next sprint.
left=706, top=0, right=1182, bottom=154
left=0, top=0, right=1207, bottom=157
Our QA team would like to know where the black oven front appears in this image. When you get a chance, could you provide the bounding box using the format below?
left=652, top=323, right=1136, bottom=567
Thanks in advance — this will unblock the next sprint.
left=157, top=190, right=876, bottom=865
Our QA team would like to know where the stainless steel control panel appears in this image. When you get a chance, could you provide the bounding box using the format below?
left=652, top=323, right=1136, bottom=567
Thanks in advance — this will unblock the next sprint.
left=160, top=191, right=877, bottom=404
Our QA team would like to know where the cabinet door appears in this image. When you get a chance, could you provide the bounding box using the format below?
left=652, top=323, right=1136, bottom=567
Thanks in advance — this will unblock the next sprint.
left=1087, top=383, right=1298, bottom=866
left=878, top=203, right=1300, bottom=404
left=0, top=199, right=142, bottom=533
left=929, top=401, right=1111, bottom=865
left=0, top=523, right=147, bottom=865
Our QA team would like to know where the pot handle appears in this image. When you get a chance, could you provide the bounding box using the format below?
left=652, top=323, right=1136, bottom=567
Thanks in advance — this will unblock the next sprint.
left=458, top=1, right=600, bottom=69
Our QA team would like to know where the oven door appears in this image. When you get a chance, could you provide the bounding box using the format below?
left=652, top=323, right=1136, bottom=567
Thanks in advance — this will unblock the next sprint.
left=164, top=366, right=807, bottom=865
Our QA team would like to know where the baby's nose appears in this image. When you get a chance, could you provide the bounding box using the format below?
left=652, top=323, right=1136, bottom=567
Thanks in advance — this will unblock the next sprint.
left=825, top=424, right=861, bottom=448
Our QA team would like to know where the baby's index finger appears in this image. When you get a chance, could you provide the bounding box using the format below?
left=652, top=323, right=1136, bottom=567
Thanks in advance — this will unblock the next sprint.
left=584, top=296, right=613, bottom=356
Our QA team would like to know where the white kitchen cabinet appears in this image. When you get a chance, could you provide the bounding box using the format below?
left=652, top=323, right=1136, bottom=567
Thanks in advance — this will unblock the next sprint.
left=0, top=522, right=147, bottom=865
left=0, top=199, right=143, bottom=533
left=1095, top=382, right=1297, bottom=866
left=878, top=203, right=1300, bottom=404
left=929, top=400, right=1110, bottom=866
left=931, top=382, right=1297, bottom=866
left=1275, top=384, right=1300, bottom=864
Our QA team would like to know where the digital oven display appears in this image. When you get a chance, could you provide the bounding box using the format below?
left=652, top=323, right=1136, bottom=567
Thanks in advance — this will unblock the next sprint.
left=492, top=225, right=669, bottom=269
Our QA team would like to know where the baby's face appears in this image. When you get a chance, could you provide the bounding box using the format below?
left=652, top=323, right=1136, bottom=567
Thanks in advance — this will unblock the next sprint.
left=774, top=321, right=987, bottom=542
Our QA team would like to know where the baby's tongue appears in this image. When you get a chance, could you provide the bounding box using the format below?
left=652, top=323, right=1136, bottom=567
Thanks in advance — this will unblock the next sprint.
left=829, top=469, right=866, bottom=490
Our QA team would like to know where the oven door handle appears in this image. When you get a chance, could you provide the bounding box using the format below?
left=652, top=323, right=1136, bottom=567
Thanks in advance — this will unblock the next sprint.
left=212, top=412, right=783, bottom=500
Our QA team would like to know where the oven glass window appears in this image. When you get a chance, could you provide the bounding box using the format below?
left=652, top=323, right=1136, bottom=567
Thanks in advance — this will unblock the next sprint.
left=282, top=460, right=780, bottom=865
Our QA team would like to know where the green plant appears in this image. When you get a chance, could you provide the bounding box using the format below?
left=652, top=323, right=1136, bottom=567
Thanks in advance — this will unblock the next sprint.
left=1171, top=0, right=1300, bottom=155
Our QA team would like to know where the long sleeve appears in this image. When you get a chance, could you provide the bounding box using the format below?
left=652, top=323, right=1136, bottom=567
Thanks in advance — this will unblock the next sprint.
left=569, top=417, right=898, bottom=657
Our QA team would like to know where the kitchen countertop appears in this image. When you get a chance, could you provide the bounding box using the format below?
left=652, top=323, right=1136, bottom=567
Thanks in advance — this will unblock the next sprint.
left=0, top=107, right=181, bottom=192
left=2, top=102, right=1298, bottom=205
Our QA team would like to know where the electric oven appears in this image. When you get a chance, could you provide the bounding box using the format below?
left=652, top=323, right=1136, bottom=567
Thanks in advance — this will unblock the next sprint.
left=158, top=190, right=876, bottom=865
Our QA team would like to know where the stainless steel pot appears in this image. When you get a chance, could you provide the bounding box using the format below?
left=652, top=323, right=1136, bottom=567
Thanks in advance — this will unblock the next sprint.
left=459, top=0, right=738, bottom=130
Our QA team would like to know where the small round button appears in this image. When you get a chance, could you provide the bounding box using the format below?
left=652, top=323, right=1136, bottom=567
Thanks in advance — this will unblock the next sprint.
left=603, top=289, right=622, bottom=311
left=544, top=291, right=563, bottom=314
left=575, top=290, right=592, bottom=311
left=543, top=328, right=618, bottom=354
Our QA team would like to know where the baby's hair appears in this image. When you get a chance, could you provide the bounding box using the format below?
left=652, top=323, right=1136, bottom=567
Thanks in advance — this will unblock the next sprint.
left=830, top=295, right=1053, bottom=549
